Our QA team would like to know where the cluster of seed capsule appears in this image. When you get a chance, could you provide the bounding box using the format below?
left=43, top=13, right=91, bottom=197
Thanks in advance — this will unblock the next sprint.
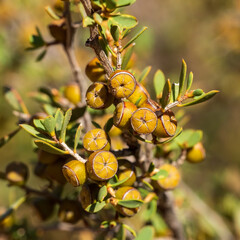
left=86, top=65, right=178, bottom=139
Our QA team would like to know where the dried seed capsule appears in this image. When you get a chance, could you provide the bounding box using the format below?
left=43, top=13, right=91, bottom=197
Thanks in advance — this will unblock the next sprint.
left=153, top=110, right=177, bottom=138
left=64, top=82, right=81, bottom=105
left=86, top=150, right=118, bottom=181
left=115, top=186, right=142, bottom=217
left=113, top=102, right=137, bottom=129
left=153, top=164, right=181, bottom=190
left=86, top=82, right=113, bottom=109
left=38, top=150, right=59, bottom=164
left=109, top=70, right=136, bottom=99
left=131, top=108, right=158, bottom=135
left=117, top=159, right=136, bottom=187
left=139, top=99, right=161, bottom=112
left=85, top=57, right=106, bottom=83
left=83, top=128, right=110, bottom=152
left=62, top=159, right=87, bottom=187
left=127, top=82, right=150, bottom=107
left=6, top=162, right=29, bottom=185
left=186, top=142, right=206, bottom=163
left=48, top=19, right=66, bottom=43
left=58, top=199, right=82, bottom=224
left=79, top=183, right=99, bottom=209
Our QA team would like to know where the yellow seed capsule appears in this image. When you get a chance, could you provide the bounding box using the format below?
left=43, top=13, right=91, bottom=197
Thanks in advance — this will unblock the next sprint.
left=79, top=183, right=99, bottom=209
left=115, top=186, right=142, bottom=217
left=131, top=108, right=158, bottom=135
left=6, top=162, right=29, bottom=185
left=58, top=200, right=82, bottom=224
left=64, top=83, right=81, bottom=105
left=154, top=164, right=181, bottom=190
left=62, top=159, right=87, bottom=187
left=109, top=70, right=136, bottom=99
left=127, top=82, right=150, bottom=107
left=83, top=128, right=110, bottom=152
left=139, top=99, right=161, bottom=112
left=113, top=102, right=137, bottom=129
left=153, top=110, right=177, bottom=138
left=117, top=160, right=136, bottom=187
left=86, top=82, right=113, bottom=109
left=85, top=57, right=106, bottom=83
left=86, top=150, right=118, bottom=181
left=186, top=142, right=206, bottom=163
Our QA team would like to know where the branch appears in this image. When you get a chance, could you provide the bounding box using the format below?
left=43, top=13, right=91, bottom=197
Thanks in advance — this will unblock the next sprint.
left=158, top=191, right=185, bottom=240
left=80, top=0, right=114, bottom=77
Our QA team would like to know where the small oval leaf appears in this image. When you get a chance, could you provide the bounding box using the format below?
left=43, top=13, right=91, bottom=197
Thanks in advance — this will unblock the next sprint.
left=34, top=140, right=68, bottom=155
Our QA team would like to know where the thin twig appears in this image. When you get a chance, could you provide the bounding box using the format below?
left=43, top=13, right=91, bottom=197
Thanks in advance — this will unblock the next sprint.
left=116, top=42, right=122, bottom=70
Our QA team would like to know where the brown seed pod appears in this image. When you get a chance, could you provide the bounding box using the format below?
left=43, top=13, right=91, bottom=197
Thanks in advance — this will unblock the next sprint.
left=131, top=108, right=158, bottom=135
left=86, top=150, right=118, bottom=181
left=83, top=128, right=110, bottom=152
left=58, top=199, right=82, bottom=224
left=117, top=159, right=136, bottom=187
left=115, top=186, right=142, bottom=217
left=153, top=110, right=177, bottom=138
left=6, top=162, right=29, bottom=185
left=85, top=57, right=106, bottom=82
left=86, top=82, right=114, bottom=109
left=113, top=101, right=137, bottom=129
left=186, top=142, right=206, bottom=163
left=64, top=82, right=81, bottom=105
left=153, top=164, right=181, bottom=190
left=109, top=70, right=136, bottom=99
left=127, top=82, right=150, bottom=107
left=62, top=159, right=87, bottom=187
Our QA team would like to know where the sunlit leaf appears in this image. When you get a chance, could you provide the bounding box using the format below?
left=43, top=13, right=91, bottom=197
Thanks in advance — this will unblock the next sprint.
left=42, top=116, right=56, bottom=137
left=186, top=72, right=193, bottom=92
left=55, top=109, right=64, bottom=139
left=118, top=199, right=144, bottom=208
left=108, top=14, right=138, bottom=31
left=85, top=201, right=106, bottom=213
left=138, top=66, right=151, bottom=83
left=60, top=108, right=72, bottom=142
left=34, top=140, right=68, bottom=155
left=160, top=79, right=171, bottom=109
left=153, top=70, right=165, bottom=99
left=151, top=169, right=168, bottom=181
left=45, top=6, right=60, bottom=20
left=83, top=16, right=95, bottom=27
left=122, top=44, right=135, bottom=69
left=135, top=226, right=154, bottom=240
left=177, top=59, right=187, bottom=99
left=74, top=123, right=82, bottom=152
left=98, top=185, right=108, bottom=202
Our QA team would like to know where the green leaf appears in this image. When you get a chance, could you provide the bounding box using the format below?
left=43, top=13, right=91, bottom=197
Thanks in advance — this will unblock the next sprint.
left=135, top=226, right=154, bottom=240
left=0, top=196, right=26, bottom=222
left=108, top=14, right=138, bottom=31
left=179, top=90, right=219, bottom=107
left=29, top=27, right=45, bottom=48
left=105, top=0, right=136, bottom=9
left=85, top=201, right=106, bottom=213
left=138, top=66, right=151, bottom=83
left=74, top=123, right=82, bottom=153
left=36, top=49, right=47, bottom=61
left=175, top=129, right=203, bottom=148
left=109, top=174, right=131, bottom=187
left=104, top=117, right=114, bottom=133
left=186, top=71, right=193, bottom=92
left=34, top=140, right=68, bottom=155
left=78, top=1, right=87, bottom=18
left=98, top=185, right=108, bottom=202
left=122, top=224, right=136, bottom=237
left=71, top=106, right=87, bottom=121
left=118, top=199, right=144, bottom=208
left=91, top=121, right=102, bottom=129
left=160, top=79, right=171, bottom=109
left=42, top=116, right=56, bottom=137
left=0, top=128, right=20, bottom=148
left=148, top=162, right=155, bottom=173
left=171, top=83, right=179, bottom=102
left=108, top=175, right=118, bottom=186
left=156, top=127, right=183, bottom=144
left=123, top=26, right=147, bottom=50
left=177, top=59, right=187, bottom=99
left=153, top=70, right=165, bottom=99
left=116, top=223, right=125, bottom=240
left=54, top=109, right=64, bottom=138
left=151, top=169, right=168, bottom=181
left=45, top=6, right=60, bottom=20
left=83, top=16, right=95, bottom=27
left=3, top=86, right=29, bottom=113
left=193, top=89, right=204, bottom=97
left=110, top=25, right=120, bottom=42
left=43, top=104, right=57, bottom=115
left=121, top=44, right=135, bottom=69
left=20, top=124, right=55, bottom=144
left=143, top=200, right=157, bottom=221
left=151, top=213, right=168, bottom=235
left=93, top=12, right=103, bottom=25
left=33, top=119, right=46, bottom=133
left=60, top=108, right=72, bottom=142
left=141, top=180, right=154, bottom=190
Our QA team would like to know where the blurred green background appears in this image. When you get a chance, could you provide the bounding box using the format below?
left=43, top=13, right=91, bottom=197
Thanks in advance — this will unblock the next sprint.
left=0, top=0, right=240, bottom=239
